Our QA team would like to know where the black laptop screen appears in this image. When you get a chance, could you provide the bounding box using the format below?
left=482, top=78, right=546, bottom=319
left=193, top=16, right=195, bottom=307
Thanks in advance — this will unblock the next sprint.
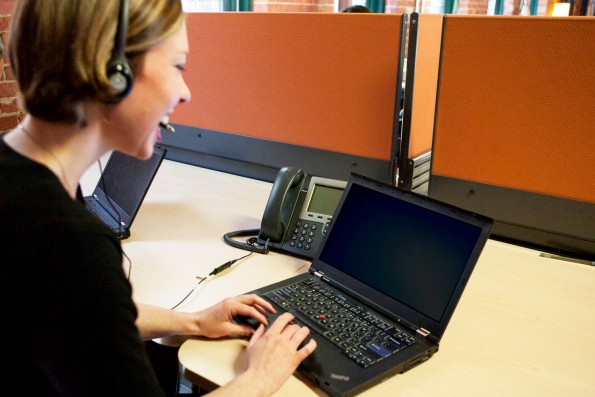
left=99, top=150, right=161, bottom=217
left=319, top=183, right=483, bottom=322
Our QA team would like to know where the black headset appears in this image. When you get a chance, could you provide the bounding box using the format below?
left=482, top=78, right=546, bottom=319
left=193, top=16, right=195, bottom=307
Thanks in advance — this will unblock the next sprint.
left=105, top=0, right=134, bottom=103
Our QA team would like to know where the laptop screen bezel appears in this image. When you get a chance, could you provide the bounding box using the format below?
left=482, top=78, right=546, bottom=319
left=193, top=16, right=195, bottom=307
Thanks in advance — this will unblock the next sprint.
left=91, top=145, right=167, bottom=228
left=310, top=173, right=493, bottom=341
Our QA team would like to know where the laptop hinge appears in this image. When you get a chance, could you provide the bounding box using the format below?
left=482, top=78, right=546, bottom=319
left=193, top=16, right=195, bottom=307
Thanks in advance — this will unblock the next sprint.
left=416, top=327, right=431, bottom=338
left=313, top=270, right=333, bottom=283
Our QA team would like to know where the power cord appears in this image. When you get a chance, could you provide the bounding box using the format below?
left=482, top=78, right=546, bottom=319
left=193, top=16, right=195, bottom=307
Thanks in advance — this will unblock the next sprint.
left=170, top=252, right=254, bottom=310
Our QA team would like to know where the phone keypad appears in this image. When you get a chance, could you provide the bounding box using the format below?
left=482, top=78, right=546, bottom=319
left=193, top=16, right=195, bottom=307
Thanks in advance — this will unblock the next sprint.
left=289, top=221, right=317, bottom=251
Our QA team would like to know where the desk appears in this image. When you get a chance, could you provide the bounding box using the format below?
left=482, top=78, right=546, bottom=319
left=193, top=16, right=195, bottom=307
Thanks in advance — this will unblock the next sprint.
left=179, top=239, right=595, bottom=396
left=83, top=159, right=595, bottom=396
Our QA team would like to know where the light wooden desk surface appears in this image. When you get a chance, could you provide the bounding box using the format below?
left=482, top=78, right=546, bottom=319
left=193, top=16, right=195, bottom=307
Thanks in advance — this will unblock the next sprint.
left=179, top=239, right=595, bottom=396
left=82, top=158, right=595, bottom=396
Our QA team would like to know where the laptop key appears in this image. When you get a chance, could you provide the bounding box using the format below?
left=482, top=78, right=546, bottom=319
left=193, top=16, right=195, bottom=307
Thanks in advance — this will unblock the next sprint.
left=292, top=309, right=329, bottom=336
left=357, top=344, right=383, bottom=361
left=382, top=339, right=405, bottom=353
left=275, top=289, right=294, bottom=301
left=265, top=292, right=290, bottom=308
left=268, top=279, right=415, bottom=368
left=367, top=342, right=392, bottom=358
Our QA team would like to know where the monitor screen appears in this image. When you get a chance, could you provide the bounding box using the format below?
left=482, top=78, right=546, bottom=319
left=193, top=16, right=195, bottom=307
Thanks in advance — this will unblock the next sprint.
left=320, top=182, right=483, bottom=322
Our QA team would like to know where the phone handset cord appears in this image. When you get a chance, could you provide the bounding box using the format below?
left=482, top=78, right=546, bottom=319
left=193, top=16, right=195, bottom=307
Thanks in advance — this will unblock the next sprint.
left=223, top=229, right=270, bottom=254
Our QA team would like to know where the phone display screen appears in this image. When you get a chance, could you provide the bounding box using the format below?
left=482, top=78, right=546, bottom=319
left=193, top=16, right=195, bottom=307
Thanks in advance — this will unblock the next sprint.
left=307, top=185, right=344, bottom=216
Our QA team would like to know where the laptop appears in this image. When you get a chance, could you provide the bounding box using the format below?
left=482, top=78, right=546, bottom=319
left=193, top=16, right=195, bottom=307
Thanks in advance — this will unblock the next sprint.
left=243, top=173, right=493, bottom=397
left=83, top=145, right=167, bottom=240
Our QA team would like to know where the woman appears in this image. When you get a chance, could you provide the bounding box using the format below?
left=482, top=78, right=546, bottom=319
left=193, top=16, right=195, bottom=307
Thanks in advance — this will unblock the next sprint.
left=0, top=0, right=315, bottom=396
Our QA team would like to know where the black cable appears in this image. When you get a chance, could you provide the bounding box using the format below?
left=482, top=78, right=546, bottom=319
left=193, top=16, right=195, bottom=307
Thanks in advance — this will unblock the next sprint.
left=97, top=157, right=126, bottom=240
left=223, top=229, right=270, bottom=254
left=123, top=250, right=132, bottom=281
left=170, top=276, right=208, bottom=311
left=208, top=251, right=253, bottom=275
left=97, top=158, right=132, bottom=280
left=169, top=252, right=254, bottom=311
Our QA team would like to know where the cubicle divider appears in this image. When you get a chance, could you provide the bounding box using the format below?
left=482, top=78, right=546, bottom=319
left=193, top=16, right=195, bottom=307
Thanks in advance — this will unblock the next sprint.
left=164, top=12, right=406, bottom=184
left=429, top=16, right=595, bottom=260
left=398, top=13, right=443, bottom=194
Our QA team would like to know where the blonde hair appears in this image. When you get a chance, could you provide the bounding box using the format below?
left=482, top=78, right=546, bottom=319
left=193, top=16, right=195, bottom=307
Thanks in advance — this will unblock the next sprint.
left=9, top=0, right=184, bottom=125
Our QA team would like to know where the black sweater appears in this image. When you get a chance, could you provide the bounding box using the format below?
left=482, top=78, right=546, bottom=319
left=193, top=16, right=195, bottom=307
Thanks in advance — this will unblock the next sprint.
left=0, top=137, right=165, bottom=396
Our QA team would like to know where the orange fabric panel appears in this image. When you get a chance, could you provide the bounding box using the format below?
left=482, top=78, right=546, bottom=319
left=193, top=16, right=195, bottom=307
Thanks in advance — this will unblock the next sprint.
left=171, top=13, right=403, bottom=161
left=409, top=13, right=443, bottom=159
left=432, top=16, right=595, bottom=203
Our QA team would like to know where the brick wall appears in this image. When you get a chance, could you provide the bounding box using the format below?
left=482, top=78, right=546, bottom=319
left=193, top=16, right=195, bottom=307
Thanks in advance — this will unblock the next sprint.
left=254, top=0, right=335, bottom=12
left=0, top=1, right=20, bottom=133
left=459, top=0, right=490, bottom=14
left=386, top=0, right=416, bottom=13
left=386, top=0, right=554, bottom=14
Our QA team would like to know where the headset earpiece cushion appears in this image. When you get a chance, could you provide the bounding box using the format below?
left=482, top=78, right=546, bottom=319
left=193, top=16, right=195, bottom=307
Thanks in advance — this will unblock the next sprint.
left=106, top=57, right=134, bottom=103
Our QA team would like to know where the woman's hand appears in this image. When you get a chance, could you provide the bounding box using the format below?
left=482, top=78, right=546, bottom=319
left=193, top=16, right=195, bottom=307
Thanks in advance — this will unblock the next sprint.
left=194, top=294, right=275, bottom=338
left=241, top=312, right=317, bottom=397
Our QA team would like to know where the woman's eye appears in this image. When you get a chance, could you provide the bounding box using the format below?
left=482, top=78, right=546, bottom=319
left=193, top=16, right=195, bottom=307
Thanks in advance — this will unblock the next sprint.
left=176, top=64, right=186, bottom=72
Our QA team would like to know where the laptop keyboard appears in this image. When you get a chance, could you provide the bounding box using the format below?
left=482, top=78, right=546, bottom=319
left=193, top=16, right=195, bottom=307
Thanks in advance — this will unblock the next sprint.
left=84, top=199, right=115, bottom=228
left=264, top=278, right=417, bottom=368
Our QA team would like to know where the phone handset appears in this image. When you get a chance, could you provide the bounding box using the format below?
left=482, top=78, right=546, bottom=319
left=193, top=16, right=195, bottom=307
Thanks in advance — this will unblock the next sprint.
left=257, top=167, right=305, bottom=245
left=222, top=167, right=305, bottom=255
